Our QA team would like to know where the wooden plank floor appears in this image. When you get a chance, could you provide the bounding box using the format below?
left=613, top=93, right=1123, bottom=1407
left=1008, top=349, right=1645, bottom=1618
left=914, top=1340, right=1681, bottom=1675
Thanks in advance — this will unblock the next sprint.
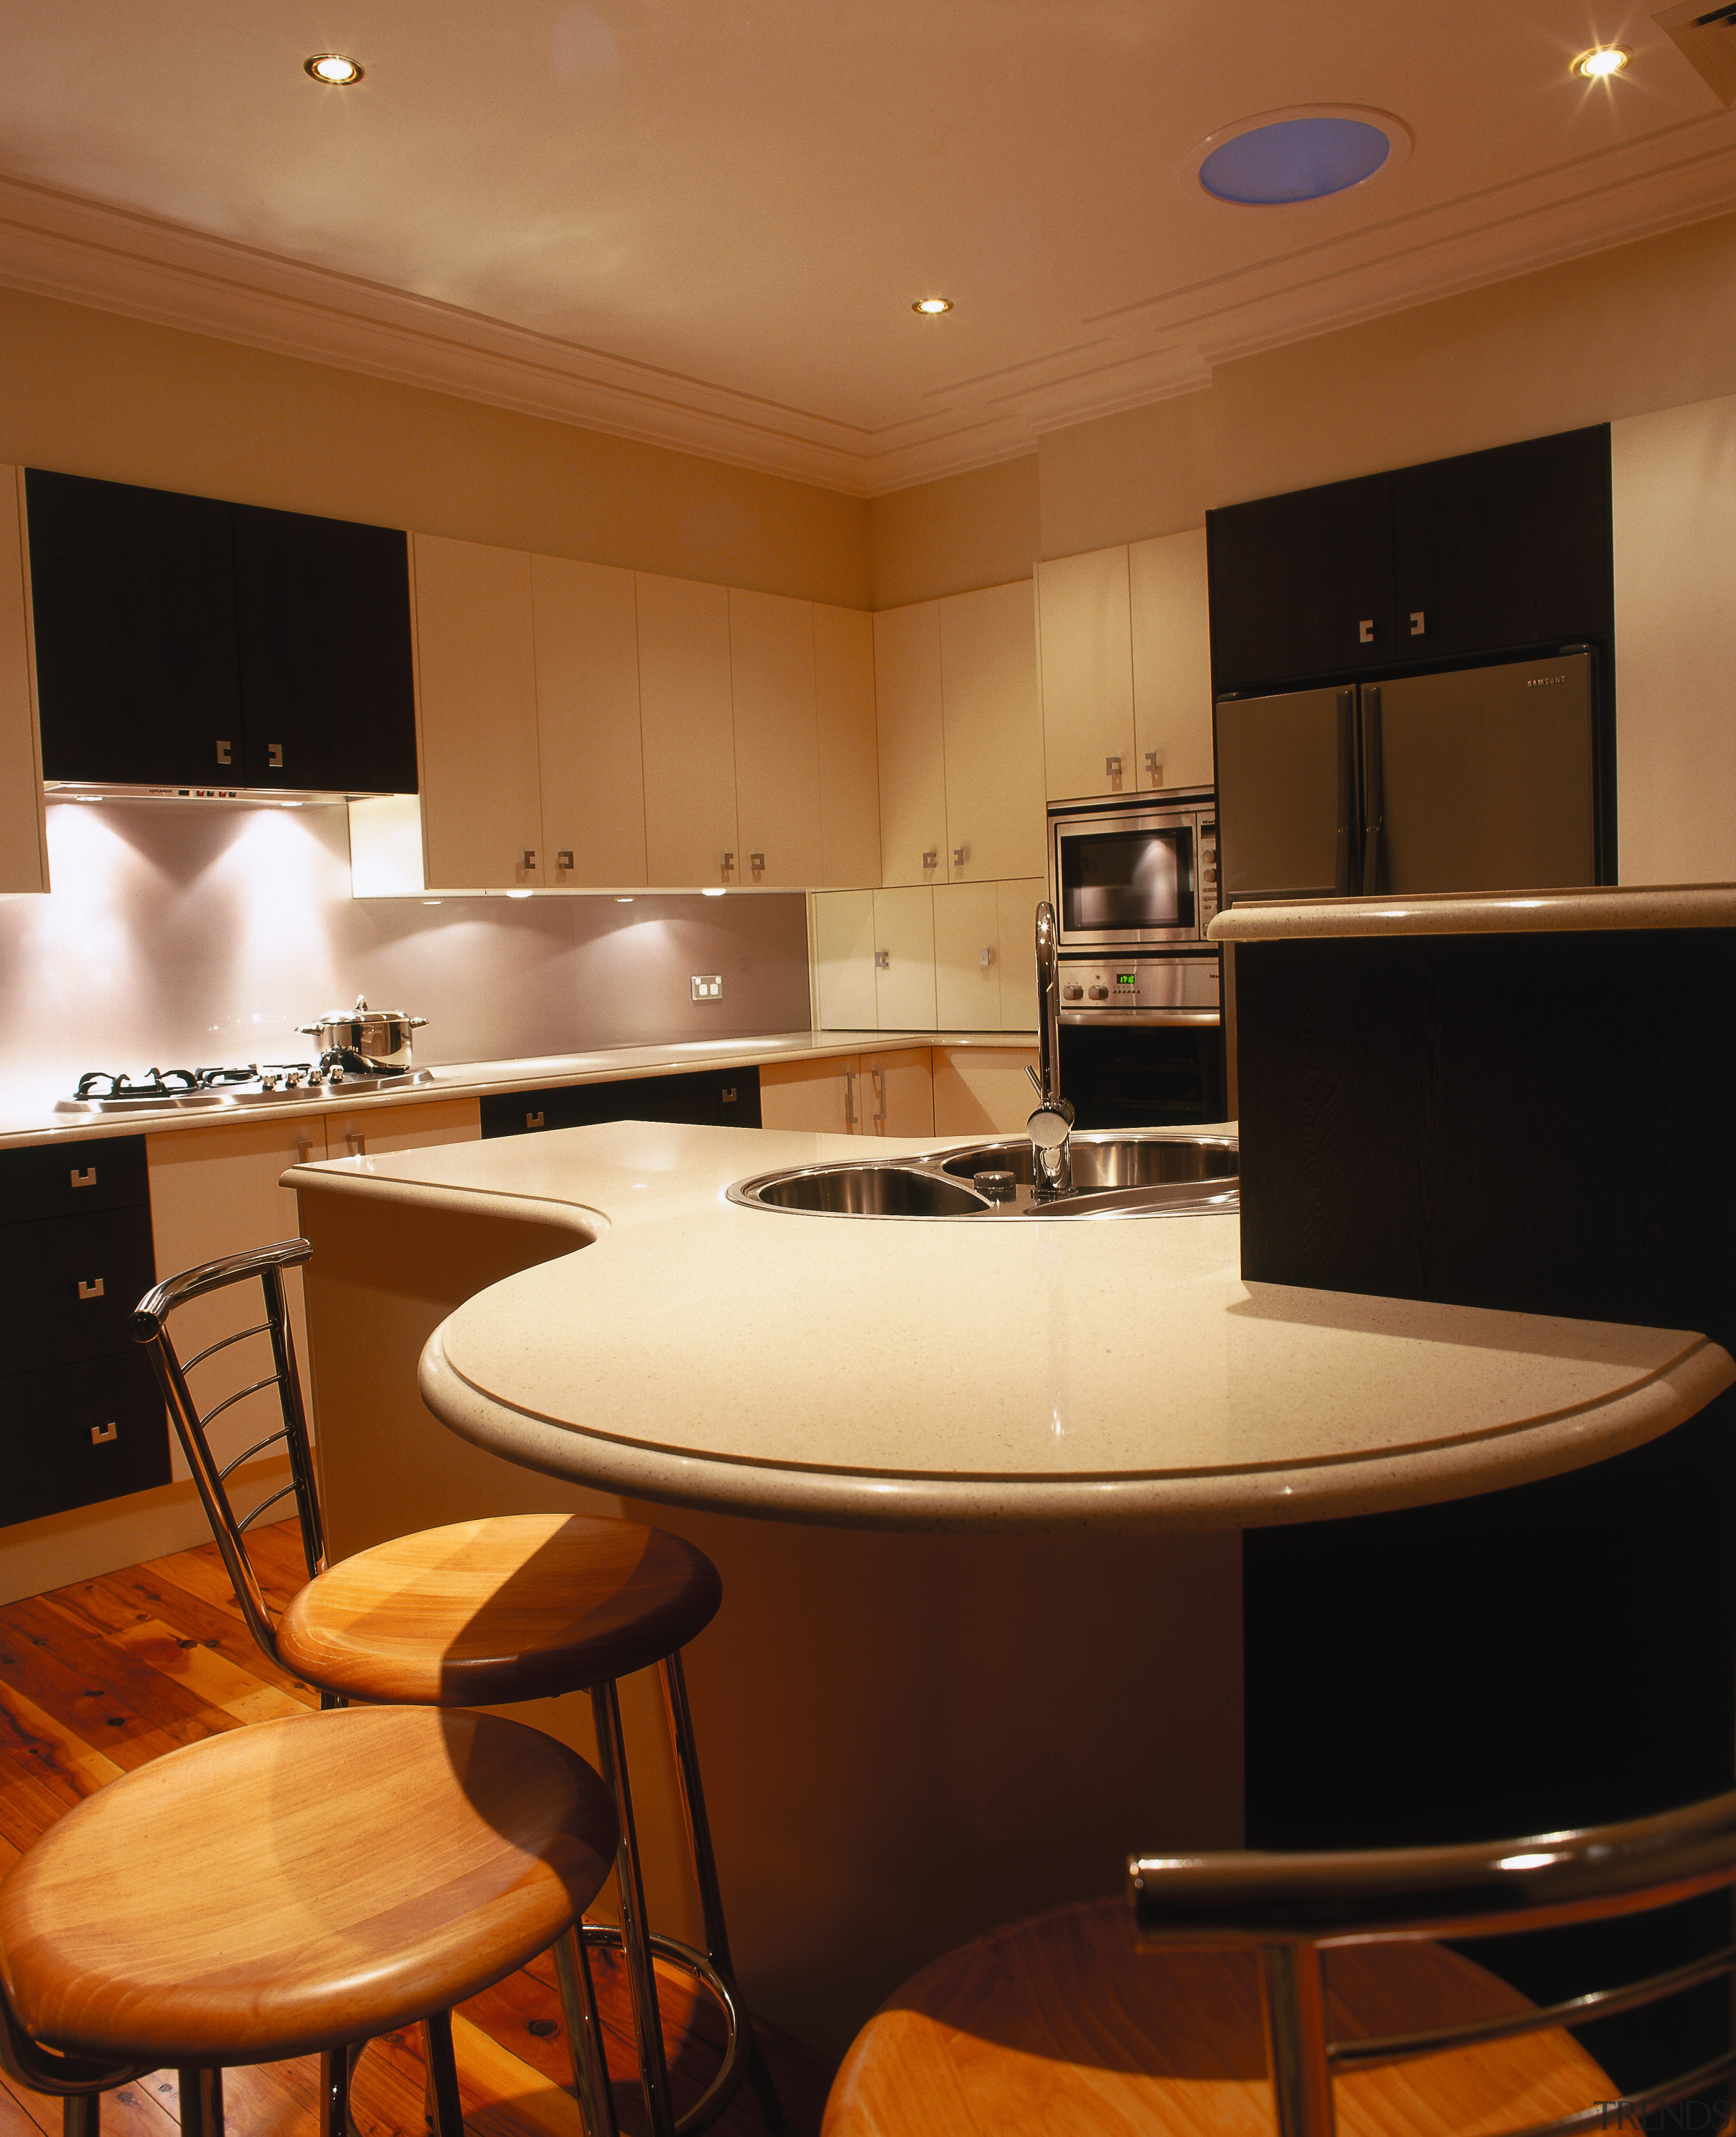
left=0, top=1525, right=835, bottom=2137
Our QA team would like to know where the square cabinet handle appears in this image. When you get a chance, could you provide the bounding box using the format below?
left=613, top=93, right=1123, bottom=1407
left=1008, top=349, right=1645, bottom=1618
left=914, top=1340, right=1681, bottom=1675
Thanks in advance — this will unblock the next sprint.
left=875, top=950, right=890, bottom=969
left=77, top=1277, right=105, bottom=1301
left=90, top=1422, right=117, bottom=1445
left=70, top=1166, right=96, bottom=1189
left=216, top=739, right=233, bottom=766
left=526, top=1110, right=545, bottom=1129
left=268, top=743, right=284, bottom=768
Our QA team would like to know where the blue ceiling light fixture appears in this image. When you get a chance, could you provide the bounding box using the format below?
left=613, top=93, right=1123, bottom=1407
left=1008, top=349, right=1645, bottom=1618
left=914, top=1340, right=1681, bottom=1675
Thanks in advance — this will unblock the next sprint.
left=1189, top=106, right=1410, bottom=207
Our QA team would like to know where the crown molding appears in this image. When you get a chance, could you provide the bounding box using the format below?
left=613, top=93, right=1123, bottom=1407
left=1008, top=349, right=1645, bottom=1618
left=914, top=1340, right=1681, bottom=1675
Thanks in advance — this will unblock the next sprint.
left=1, top=113, right=1733, bottom=500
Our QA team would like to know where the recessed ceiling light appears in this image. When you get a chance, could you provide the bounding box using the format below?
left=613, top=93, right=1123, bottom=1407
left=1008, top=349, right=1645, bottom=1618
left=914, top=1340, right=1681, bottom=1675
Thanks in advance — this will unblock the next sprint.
left=304, top=53, right=363, bottom=86
left=1575, top=45, right=1630, bottom=78
left=911, top=297, right=953, bottom=316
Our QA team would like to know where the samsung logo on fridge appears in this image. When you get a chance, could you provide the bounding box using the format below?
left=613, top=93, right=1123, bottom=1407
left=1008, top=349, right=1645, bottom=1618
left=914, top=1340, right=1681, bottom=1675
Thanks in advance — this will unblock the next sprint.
left=1527, top=673, right=1569, bottom=686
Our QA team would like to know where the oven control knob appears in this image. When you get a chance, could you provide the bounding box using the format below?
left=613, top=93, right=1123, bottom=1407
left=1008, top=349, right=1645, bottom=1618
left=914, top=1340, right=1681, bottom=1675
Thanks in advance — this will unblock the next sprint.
left=1063, top=983, right=1084, bottom=1001
left=1088, top=984, right=1109, bottom=1000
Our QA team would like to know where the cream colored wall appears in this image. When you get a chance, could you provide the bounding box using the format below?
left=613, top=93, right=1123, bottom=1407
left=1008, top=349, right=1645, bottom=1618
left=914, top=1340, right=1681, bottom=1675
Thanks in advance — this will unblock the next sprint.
left=867, top=455, right=1040, bottom=610
left=1036, top=211, right=1736, bottom=557
left=1612, top=391, right=1736, bottom=886
left=0, top=286, right=872, bottom=608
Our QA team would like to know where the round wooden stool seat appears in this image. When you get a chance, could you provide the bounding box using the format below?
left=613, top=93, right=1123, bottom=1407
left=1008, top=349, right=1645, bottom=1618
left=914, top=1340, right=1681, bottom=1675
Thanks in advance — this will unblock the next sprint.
left=276, top=1513, right=724, bottom=1704
left=822, top=1896, right=1615, bottom=2137
left=0, top=1706, right=617, bottom=2069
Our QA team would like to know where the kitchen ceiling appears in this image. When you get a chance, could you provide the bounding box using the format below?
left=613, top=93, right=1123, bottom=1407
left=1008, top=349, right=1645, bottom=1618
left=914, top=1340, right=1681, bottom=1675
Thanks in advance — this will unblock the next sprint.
left=1, top=2, right=1733, bottom=496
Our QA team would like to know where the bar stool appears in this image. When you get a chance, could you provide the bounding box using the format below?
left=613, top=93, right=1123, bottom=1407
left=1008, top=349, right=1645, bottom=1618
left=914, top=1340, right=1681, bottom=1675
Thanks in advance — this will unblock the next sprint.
left=0, top=1704, right=618, bottom=2137
left=133, top=1238, right=775, bottom=2137
left=822, top=1785, right=1736, bottom=2136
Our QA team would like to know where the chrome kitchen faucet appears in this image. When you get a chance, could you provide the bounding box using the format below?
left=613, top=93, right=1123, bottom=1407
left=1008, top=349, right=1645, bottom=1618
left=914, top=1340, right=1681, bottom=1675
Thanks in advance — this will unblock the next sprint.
left=1026, top=901, right=1075, bottom=1200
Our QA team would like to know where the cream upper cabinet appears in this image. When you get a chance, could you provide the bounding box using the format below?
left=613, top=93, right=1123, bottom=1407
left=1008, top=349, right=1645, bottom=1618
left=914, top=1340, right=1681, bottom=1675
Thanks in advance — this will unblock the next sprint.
left=637, top=573, right=739, bottom=887
left=413, top=534, right=542, bottom=890
left=1038, top=547, right=1137, bottom=802
left=730, top=588, right=822, bottom=889
left=532, top=554, right=648, bottom=888
left=932, top=880, right=1003, bottom=1032
left=814, top=604, right=881, bottom=888
left=0, top=469, right=47, bottom=895
left=1128, top=530, right=1214, bottom=793
left=938, top=580, right=1046, bottom=883
left=873, top=602, right=948, bottom=888
left=872, top=884, right=938, bottom=1030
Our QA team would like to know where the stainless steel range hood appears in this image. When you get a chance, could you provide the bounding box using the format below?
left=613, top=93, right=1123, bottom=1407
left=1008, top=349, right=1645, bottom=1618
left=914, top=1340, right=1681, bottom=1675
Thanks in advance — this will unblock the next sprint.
left=45, top=780, right=403, bottom=805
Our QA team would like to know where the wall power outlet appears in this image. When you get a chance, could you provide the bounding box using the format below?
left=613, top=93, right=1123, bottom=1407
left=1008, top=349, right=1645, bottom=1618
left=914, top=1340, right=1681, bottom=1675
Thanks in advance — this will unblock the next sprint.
left=692, top=975, right=723, bottom=1001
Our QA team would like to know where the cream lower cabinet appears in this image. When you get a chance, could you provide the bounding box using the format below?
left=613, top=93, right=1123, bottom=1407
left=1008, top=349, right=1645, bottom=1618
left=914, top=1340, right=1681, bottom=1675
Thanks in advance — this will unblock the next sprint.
left=932, top=1047, right=1042, bottom=1137
left=1, top=469, right=47, bottom=895
left=1038, top=531, right=1213, bottom=803
left=760, top=1049, right=933, bottom=1137
left=145, top=1101, right=481, bottom=1478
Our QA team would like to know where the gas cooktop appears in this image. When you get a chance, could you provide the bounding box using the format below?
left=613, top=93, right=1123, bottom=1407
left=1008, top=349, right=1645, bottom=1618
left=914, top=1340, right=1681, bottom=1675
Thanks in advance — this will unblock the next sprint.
left=56, top=1062, right=435, bottom=1115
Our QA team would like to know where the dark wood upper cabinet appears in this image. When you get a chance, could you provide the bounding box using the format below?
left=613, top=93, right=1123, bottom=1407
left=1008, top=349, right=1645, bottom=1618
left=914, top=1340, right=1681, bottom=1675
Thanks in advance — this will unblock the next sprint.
left=27, top=471, right=417, bottom=793
left=1207, top=471, right=1395, bottom=694
left=230, top=504, right=416, bottom=792
left=1206, top=425, right=1613, bottom=694
left=27, top=469, right=243, bottom=787
left=1390, top=425, right=1613, bottom=660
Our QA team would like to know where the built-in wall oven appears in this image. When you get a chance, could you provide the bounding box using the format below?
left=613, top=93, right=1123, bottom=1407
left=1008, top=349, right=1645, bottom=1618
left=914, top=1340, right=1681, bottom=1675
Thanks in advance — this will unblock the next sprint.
left=1046, top=789, right=1225, bottom=1128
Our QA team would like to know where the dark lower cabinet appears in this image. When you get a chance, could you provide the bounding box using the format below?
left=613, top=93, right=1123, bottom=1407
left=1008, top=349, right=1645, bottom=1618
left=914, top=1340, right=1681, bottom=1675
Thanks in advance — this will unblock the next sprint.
left=26, top=469, right=417, bottom=795
left=0, top=1135, right=170, bottom=1526
left=1235, top=924, right=1736, bottom=2099
left=7, top=1350, right=172, bottom=1524
left=481, top=1067, right=763, bottom=1139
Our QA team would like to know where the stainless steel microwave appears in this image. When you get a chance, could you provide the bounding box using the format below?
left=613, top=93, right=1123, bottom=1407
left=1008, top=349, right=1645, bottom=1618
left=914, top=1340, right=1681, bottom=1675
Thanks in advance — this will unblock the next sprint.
left=1048, top=791, right=1219, bottom=952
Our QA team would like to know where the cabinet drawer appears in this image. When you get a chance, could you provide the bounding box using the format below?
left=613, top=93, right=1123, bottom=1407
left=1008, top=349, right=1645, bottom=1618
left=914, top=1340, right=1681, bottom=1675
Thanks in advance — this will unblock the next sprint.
left=1, top=1348, right=172, bottom=1525
left=0, top=1135, right=149, bottom=1222
left=0, top=1205, right=157, bottom=1365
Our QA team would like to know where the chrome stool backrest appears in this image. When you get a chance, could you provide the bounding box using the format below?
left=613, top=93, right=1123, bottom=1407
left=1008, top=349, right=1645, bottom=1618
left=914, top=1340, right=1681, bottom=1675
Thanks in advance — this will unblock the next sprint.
left=132, top=1238, right=325, bottom=1677
left=1130, top=1786, right=1736, bottom=2137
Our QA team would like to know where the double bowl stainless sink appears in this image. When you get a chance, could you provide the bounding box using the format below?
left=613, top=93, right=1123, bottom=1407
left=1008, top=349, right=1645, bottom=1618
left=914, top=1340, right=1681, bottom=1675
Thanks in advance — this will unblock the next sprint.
left=728, top=1131, right=1238, bottom=1221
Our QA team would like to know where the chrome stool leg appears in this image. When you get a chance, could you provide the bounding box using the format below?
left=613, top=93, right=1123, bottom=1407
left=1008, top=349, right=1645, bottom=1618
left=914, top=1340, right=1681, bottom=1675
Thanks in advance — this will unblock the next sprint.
left=659, top=1654, right=786, bottom=2134
left=421, top=2012, right=465, bottom=2137
left=61, top=2098, right=100, bottom=2137
left=554, top=1924, right=618, bottom=2137
left=178, top=2070, right=224, bottom=2137
left=591, top=1679, right=676, bottom=2137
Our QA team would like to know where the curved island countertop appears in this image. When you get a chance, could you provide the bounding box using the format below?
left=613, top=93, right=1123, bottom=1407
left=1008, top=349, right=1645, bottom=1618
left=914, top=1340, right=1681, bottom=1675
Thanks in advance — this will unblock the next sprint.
left=286, top=1120, right=1735, bottom=1535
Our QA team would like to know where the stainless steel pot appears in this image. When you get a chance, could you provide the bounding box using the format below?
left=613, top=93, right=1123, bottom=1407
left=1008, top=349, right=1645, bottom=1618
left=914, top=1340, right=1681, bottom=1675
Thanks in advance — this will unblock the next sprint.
left=296, top=995, right=428, bottom=1072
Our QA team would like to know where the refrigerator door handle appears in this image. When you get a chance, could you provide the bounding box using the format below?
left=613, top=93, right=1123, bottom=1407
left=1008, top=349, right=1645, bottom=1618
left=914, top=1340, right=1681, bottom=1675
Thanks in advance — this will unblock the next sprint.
left=1361, top=683, right=1385, bottom=895
left=1335, top=686, right=1359, bottom=893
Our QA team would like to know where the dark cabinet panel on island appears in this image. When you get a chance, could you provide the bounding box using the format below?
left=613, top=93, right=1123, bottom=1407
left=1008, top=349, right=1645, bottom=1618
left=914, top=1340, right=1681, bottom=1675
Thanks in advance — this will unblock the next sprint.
left=26, top=471, right=417, bottom=795
left=27, top=469, right=242, bottom=787
left=481, top=1068, right=763, bottom=1139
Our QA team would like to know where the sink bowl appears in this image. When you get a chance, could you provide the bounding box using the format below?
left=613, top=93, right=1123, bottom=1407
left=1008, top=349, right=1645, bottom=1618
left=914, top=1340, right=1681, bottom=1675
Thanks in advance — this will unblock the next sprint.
left=941, top=1133, right=1239, bottom=1192
left=735, top=1164, right=991, bottom=1217
left=729, top=1132, right=1238, bottom=1219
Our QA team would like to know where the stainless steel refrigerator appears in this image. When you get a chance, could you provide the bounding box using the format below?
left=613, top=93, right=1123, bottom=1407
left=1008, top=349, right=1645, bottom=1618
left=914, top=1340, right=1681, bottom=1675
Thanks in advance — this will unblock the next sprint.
left=1213, top=649, right=1604, bottom=903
